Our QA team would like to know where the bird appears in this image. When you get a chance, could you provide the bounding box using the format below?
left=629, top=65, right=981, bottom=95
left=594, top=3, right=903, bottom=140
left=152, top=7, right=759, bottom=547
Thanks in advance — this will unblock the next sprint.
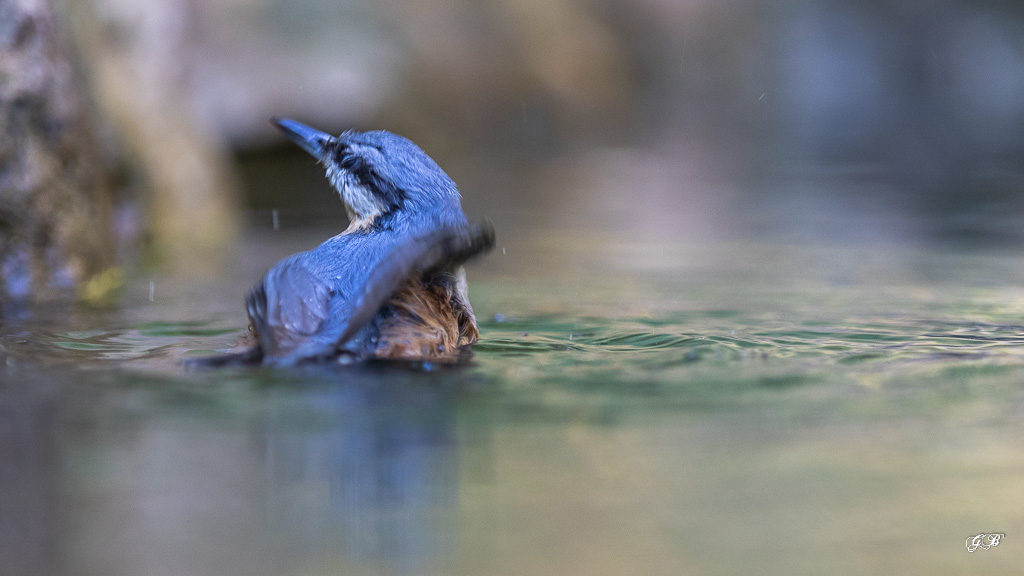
left=194, top=118, right=494, bottom=367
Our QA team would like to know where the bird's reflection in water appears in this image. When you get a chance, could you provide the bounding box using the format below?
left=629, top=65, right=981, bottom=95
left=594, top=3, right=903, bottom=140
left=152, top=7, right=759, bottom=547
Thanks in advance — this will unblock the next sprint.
left=255, top=366, right=462, bottom=574
left=0, top=370, right=61, bottom=576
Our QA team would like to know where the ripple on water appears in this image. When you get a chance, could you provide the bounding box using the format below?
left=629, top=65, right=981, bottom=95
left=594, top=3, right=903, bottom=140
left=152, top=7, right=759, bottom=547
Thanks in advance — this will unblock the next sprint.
left=5, top=293, right=1024, bottom=378
left=4, top=320, right=243, bottom=368
left=475, top=313, right=1024, bottom=375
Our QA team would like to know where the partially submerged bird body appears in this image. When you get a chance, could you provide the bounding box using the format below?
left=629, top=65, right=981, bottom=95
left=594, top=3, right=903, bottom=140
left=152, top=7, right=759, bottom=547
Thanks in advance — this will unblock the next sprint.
left=204, top=120, right=493, bottom=367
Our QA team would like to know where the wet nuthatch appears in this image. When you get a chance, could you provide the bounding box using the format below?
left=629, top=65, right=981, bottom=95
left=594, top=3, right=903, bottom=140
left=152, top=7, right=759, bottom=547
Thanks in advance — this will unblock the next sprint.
left=196, top=119, right=493, bottom=366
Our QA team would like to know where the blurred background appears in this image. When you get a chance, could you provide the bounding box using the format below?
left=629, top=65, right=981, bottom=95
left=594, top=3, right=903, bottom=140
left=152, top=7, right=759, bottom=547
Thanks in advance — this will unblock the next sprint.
left=5, top=2, right=1024, bottom=575
left=1, top=0, right=1024, bottom=299
left=18, top=0, right=1024, bottom=286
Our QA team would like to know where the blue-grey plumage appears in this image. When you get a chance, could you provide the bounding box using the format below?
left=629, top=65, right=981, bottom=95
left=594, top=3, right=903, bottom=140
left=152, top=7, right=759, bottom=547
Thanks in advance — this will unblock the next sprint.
left=194, top=119, right=493, bottom=367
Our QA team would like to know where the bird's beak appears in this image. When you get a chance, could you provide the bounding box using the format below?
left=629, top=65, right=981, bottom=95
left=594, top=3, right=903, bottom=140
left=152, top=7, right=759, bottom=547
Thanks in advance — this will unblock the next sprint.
left=272, top=117, right=334, bottom=162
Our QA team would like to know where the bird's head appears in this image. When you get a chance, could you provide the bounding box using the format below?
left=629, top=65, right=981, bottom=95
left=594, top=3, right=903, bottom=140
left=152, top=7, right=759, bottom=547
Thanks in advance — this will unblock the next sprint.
left=272, top=118, right=463, bottom=229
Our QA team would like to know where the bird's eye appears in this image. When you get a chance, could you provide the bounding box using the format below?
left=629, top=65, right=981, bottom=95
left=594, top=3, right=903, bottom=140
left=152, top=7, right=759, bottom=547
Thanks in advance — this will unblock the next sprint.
left=333, top=145, right=351, bottom=162
left=340, top=155, right=364, bottom=172
left=335, top=143, right=405, bottom=209
left=339, top=153, right=378, bottom=191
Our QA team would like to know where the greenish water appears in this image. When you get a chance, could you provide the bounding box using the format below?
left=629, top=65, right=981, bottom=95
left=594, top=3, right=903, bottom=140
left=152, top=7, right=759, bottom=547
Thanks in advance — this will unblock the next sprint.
left=2, top=228, right=1023, bottom=575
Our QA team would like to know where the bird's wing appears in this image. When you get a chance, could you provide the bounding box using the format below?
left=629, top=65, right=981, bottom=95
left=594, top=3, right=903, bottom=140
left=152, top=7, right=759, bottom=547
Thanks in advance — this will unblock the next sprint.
left=270, top=220, right=494, bottom=366
left=248, top=261, right=336, bottom=358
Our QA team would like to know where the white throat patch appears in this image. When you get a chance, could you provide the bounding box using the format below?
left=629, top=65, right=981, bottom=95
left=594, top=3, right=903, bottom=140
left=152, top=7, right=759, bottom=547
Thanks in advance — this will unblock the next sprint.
left=325, top=162, right=388, bottom=227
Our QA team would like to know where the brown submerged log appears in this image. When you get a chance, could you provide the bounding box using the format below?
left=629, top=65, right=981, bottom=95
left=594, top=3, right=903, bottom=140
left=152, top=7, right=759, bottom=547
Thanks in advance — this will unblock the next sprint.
left=0, top=0, right=113, bottom=302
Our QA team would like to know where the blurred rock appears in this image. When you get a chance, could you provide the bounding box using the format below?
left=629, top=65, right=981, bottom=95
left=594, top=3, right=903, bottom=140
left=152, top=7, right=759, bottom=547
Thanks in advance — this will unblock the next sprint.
left=197, top=0, right=399, bottom=145
left=374, top=0, right=634, bottom=160
left=154, top=0, right=631, bottom=156
left=0, top=0, right=113, bottom=302
left=64, top=0, right=242, bottom=271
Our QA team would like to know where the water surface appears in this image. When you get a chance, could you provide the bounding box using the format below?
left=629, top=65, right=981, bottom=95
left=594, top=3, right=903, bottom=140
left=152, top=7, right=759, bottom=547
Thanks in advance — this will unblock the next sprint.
left=2, top=225, right=1023, bottom=575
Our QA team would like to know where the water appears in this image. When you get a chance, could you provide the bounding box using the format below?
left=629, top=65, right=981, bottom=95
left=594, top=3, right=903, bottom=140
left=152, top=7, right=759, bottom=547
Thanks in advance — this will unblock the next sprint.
left=2, top=225, right=1023, bottom=575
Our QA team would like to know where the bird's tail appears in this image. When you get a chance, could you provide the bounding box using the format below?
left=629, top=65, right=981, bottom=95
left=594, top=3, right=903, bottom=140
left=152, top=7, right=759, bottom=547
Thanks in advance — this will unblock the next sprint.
left=246, top=283, right=269, bottom=338
left=184, top=284, right=267, bottom=369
